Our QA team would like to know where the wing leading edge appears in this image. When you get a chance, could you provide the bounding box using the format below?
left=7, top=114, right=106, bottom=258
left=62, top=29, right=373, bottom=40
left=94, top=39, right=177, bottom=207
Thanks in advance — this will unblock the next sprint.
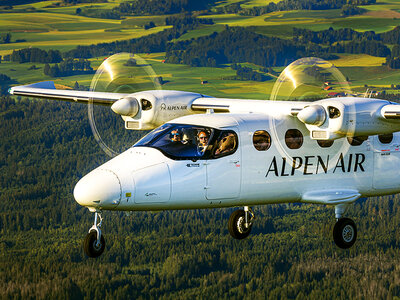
left=9, top=81, right=128, bottom=106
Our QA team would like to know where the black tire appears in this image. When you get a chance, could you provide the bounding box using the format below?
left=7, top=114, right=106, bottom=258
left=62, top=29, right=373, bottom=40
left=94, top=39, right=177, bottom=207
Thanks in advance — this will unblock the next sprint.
left=228, top=209, right=252, bottom=240
left=84, top=231, right=105, bottom=258
left=333, top=218, right=357, bottom=249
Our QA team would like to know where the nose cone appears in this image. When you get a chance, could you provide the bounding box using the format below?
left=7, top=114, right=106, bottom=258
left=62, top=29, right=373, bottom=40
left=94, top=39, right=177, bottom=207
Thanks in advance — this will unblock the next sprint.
left=74, top=169, right=121, bottom=209
left=298, top=105, right=326, bottom=126
left=111, top=97, right=139, bottom=117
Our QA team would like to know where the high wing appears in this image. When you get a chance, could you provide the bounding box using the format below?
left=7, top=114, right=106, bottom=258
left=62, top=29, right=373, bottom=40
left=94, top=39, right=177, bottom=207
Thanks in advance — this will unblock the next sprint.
left=9, top=81, right=128, bottom=106
left=9, top=81, right=400, bottom=138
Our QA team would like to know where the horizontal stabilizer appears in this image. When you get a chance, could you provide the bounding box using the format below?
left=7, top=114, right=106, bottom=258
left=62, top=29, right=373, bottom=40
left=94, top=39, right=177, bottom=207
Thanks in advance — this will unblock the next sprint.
left=301, top=189, right=361, bottom=205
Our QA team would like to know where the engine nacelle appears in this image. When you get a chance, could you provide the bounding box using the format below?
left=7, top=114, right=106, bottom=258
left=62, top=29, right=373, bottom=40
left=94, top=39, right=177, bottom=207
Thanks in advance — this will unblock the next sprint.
left=298, top=97, right=400, bottom=140
left=112, top=90, right=205, bottom=130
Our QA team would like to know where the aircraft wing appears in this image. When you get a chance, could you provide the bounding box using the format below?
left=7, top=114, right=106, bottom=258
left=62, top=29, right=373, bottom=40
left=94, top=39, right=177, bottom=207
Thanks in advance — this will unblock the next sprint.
left=9, top=81, right=128, bottom=106
left=301, top=189, right=361, bottom=205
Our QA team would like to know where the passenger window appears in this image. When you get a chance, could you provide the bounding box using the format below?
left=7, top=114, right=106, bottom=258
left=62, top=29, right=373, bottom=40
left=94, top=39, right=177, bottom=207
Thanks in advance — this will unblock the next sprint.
left=347, top=136, right=368, bottom=146
left=378, top=133, right=393, bottom=144
left=213, top=131, right=238, bottom=158
left=317, top=139, right=334, bottom=148
left=253, top=130, right=271, bottom=151
left=285, top=129, right=303, bottom=149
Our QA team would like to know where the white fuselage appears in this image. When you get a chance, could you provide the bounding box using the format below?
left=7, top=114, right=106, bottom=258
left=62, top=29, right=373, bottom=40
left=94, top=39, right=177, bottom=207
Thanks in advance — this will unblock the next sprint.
left=73, top=112, right=400, bottom=212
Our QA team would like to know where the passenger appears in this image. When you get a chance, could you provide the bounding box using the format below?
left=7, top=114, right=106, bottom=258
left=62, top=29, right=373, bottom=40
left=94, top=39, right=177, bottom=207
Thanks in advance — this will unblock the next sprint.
left=198, top=131, right=209, bottom=152
left=215, top=133, right=236, bottom=155
left=170, top=129, right=182, bottom=143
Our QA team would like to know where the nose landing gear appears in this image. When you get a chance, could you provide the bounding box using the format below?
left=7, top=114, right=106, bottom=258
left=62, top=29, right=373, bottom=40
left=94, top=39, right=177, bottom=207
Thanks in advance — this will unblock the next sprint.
left=228, top=206, right=255, bottom=239
left=84, top=212, right=105, bottom=258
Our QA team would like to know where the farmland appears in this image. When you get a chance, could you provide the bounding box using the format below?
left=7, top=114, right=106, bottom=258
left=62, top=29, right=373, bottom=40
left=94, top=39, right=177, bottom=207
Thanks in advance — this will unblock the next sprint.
left=3, top=1, right=400, bottom=299
left=0, top=0, right=399, bottom=97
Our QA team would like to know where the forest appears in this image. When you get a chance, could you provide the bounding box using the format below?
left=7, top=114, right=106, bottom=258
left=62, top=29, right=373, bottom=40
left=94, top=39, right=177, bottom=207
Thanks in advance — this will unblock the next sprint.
left=293, top=26, right=400, bottom=45
left=43, top=59, right=93, bottom=77
left=237, top=0, right=375, bottom=16
left=58, top=20, right=400, bottom=69
left=3, top=0, right=400, bottom=298
left=2, top=95, right=400, bottom=298
left=9, top=14, right=399, bottom=74
left=165, top=26, right=391, bottom=68
left=114, top=0, right=216, bottom=16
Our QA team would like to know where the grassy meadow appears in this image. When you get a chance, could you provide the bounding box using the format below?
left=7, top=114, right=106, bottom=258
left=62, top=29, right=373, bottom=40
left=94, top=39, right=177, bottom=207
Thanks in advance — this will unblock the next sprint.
left=1, top=0, right=400, bottom=97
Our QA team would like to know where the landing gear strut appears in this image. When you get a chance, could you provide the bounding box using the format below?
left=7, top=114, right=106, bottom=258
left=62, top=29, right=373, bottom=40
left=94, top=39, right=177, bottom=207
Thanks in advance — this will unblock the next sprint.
left=84, top=212, right=105, bottom=258
left=228, top=206, right=255, bottom=239
left=333, top=204, right=357, bottom=249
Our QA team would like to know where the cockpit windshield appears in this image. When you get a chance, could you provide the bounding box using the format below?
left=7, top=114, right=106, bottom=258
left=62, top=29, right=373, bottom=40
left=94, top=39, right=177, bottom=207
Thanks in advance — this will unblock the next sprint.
left=134, top=123, right=215, bottom=159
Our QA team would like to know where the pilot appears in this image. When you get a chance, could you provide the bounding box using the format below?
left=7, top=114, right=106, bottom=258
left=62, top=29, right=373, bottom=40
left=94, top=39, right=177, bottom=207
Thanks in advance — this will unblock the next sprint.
left=198, top=131, right=209, bottom=152
left=215, top=133, right=236, bottom=155
left=170, top=129, right=182, bottom=143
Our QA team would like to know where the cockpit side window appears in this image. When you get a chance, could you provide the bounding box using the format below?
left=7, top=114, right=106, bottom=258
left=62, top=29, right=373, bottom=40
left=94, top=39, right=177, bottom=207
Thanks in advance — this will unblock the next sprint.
left=212, top=130, right=238, bottom=158
left=133, top=123, right=214, bottom=160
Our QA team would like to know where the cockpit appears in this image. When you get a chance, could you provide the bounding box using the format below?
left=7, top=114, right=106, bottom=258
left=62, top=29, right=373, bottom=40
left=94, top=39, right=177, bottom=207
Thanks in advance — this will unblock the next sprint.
left=134, top=123, right=238, bottom=160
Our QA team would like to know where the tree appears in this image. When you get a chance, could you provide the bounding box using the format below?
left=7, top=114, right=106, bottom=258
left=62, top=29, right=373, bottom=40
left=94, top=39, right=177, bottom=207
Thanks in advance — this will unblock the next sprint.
left=44, top=63, right=50, bottom=75
left=1, top=33, right=11, bottom=44
left=49, top=64, right=60, bottom=77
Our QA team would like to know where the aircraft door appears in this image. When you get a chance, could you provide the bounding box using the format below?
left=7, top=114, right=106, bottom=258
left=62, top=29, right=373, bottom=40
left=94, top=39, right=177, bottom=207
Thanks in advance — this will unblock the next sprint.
left=205, top=129, right=241, bottom=200
left=373, top=133, right=400, bottom=190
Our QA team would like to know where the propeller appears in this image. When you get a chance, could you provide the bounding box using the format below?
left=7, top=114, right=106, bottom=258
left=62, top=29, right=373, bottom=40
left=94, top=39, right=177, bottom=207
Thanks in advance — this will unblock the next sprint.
left=268, top=57, right=356, bottom=173
left=88, top=53, right=162, bottom=157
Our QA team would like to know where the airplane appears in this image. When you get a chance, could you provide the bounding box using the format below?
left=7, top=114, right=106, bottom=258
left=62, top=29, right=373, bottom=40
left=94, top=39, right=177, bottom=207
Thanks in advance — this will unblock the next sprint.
left=9, top=55, right=400, bottom=258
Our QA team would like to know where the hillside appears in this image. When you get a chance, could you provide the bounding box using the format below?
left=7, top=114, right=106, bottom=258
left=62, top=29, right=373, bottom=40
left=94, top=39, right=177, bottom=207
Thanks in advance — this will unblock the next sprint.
left=2, top=0, right=400, bottom=298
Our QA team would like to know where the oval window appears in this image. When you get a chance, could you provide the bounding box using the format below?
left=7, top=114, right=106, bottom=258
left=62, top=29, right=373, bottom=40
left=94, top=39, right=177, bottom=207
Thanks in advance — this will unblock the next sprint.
left=285, top=129, right=303, bottom=149
left=213, top=130, right=238, bottom=158
left=253, top=130, right=271, bottom=151
left=317, top=139, right=334, bottom=148
left=378, top=133, right=393, bottom=144
left=347, top=136, right=368, bottom=146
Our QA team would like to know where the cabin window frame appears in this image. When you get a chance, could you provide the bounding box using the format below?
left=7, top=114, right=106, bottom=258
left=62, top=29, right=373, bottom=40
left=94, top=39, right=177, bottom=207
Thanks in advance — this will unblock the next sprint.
left=284, top=129, right=304, bottom=150
left=347, top=136, right=368, bottom=146
left=378, top=133, right=393, bottom=144
left=253, top=130, right=271, bottom=151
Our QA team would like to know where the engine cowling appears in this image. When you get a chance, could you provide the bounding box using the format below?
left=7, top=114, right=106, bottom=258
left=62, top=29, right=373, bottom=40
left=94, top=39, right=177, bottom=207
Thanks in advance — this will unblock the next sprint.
left=111, top=90, right=205, bottom=130
left=296, top=97, right=400, bottom=140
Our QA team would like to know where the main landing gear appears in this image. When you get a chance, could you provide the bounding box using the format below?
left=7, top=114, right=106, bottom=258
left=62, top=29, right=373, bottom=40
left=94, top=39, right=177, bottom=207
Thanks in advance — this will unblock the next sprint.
left=84, top=212, right=105, bottom=258
left=228, top=204, right=357, bottom=249
left=333, top=204, right=357, bottom=249
left=228, top=206, right=255, bottom=239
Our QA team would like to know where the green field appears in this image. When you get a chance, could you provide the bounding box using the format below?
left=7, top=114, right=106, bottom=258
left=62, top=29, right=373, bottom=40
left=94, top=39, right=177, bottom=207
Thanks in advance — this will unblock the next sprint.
left=0, top=6, right=170, bottom=54
left=3, top=1, right=400, bottom=299
left=1, top=0, right=400, bottom=98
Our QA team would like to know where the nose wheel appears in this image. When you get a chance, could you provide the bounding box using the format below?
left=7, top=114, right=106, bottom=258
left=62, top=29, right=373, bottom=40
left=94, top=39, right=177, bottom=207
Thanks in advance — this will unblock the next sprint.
left=228, top=207, right=254, bottom=239
left=84, top=212, right=105, bottom=258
